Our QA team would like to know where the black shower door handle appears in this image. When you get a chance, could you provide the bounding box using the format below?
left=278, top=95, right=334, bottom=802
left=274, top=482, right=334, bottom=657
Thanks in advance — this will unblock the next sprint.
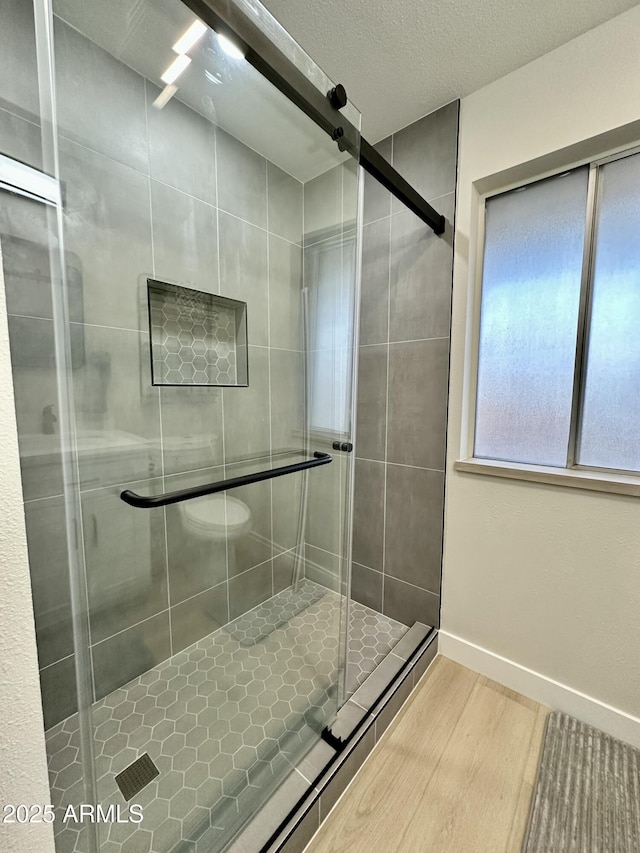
left=120, top=451, right=332, bottom=509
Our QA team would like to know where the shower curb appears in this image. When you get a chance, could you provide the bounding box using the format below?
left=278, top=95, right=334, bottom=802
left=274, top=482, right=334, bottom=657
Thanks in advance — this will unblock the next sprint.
left=227, top=625, right=438, bottom=853
left=267, top=627, right=438, bottom=853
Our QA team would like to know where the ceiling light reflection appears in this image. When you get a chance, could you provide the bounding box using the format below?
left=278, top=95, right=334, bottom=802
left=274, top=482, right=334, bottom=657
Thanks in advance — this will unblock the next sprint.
left=161, top=53, right=191, bottom=84
left=217, top=33, right=245, bottom=60
left=152, top=84, right=178, bottom=110
left=173, top=19, right=207, bottom=55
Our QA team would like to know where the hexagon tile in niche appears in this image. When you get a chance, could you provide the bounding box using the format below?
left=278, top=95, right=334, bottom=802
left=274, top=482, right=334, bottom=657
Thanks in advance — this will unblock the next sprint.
left=44, top=580, right=409, bottom=853
left=147, top=279, right=248, bottom=387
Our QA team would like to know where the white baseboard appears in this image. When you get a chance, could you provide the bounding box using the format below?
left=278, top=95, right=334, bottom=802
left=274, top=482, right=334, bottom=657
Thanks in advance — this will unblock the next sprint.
left=439, top=630, right=640, bottom=749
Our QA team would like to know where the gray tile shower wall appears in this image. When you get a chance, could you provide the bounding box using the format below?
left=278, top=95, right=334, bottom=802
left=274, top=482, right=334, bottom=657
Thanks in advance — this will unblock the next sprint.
left=0, top=12, right=307, bottom=726
left=352, top=101, right=460, bottom=628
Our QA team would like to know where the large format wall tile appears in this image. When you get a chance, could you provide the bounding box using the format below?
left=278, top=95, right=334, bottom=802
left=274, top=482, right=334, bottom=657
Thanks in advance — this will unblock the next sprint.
left=150, top=182, right=219, bottom=294
left=170, top=583, right=229, bottom=654
left=352, top=459, right=385, bottom=572
left=2, top=192, right=68, bottom=500
left=147, top=81, right=216, bottom=205
left=39, top=656, right=78, bottom=729
left=228, top=561, right=272, bottom=621
left=226, top=479, right=272, bottom=577
left=23, top=496, right=74, bottom=669
left=383, top=577, right=440, bottom=628
left=6, top=315, right=64, bottom=500
left=351, top=562, right=383, bottom=613
left=224, top=345, right=271, bottom=462
left=355, top=344, right=387, bottom=462
left=81, top=482, right=168, bottom=644
left=1, top=196, right=54, bottom=319
left=164, top=467, right=228, bottom=605
left=72, top=325, right=162, bottom=487
left=269, top=349, right=303, bottom=452
left=0, top=170, right=84, bottom=328
left=306, top=454, right=347, bottom=559
left=268, top=235, right=303, bottom=352
left=217, top=128, right=267, bottom=229
left=268, top=162, right=303, bottom=245
left=273, top=549, right=296, bottom=594
left=60, top=139, right=153, bottom=333
left=391, top=101, right=458, bottom=213
left=272, top=472, right=303, bottom=555
left=92, top=611, right=171, bottom=700
left=0, top=109, right=42, bottom=169
left=389, top=194, right=455, bottom=343
left=160, top=386, right=223, bottom=476
left=304, top=166, right=342, bottom=245
left=387, top=338, right=449, bottom=470
left=384, top=463, right=444, bottom=593
left=218, top=212, right=269, bottom=348
left=54, top=18, right=148, bottom=172
left=305, top=544, right=342, bottom=593
left=0, top=0, right=42, bottom=121
left=359, top=218, right=391, bottom=346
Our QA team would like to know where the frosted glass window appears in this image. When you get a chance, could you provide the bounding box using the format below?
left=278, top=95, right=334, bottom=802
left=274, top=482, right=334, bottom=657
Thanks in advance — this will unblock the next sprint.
left=307, top=234, right=354, bottom=435
left=474, top=169, right=588, bottom=466
left=578, top=153, right=640, bottom=472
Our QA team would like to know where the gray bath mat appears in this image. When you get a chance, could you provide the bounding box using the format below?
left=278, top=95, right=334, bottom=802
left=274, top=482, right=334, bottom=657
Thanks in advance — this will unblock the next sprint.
left=524, top=711, right=640, bottom=852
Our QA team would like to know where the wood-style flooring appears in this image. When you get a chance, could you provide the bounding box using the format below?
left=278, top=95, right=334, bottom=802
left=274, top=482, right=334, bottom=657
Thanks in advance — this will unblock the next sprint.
left=306, top=655, right=548, bottom=853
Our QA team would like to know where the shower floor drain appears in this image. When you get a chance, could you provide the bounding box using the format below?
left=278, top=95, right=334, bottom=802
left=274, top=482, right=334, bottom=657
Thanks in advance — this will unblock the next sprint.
left=115, top=753, right=159, bottom=801
left=45, top=589, right=409, bottom=852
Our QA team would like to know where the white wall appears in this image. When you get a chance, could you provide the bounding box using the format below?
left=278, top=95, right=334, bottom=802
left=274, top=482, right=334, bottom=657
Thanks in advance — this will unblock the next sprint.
left=0, top=247, right=55, bottom=853
left=442, top=4, right=640, bottom=744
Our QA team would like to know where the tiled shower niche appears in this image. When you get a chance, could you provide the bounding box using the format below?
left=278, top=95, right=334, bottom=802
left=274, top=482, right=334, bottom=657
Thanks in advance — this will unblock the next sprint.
left=148, top=279, right=248, bottom=386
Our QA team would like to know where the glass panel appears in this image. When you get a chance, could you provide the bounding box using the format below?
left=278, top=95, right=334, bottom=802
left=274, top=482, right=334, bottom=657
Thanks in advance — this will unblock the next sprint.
left=0, top=182, right=97, bottom=853
left=578, top=153, right=640, bottom=472
left=34, top=0, right=361, bottom=849
left=229, top=0, right=361, bottom=131
left=474, top=168, right=588, bottom=466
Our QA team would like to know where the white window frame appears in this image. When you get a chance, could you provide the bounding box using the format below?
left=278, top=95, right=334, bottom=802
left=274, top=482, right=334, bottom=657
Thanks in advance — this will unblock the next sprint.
left=456, top=141, right=640, bottom=498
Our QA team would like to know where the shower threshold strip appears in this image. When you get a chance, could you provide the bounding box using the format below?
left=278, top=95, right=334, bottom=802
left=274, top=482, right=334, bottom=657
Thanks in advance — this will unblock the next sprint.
left=120, top=451, right=332, bottom=507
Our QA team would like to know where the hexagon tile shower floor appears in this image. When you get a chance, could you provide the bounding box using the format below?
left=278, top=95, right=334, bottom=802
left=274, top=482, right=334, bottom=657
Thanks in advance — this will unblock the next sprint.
left=46, top=580, right=408, bottom=853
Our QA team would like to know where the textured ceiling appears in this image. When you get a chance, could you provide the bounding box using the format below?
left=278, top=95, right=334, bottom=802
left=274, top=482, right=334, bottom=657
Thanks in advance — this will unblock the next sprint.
left=260, top=0, right=640, bottom=141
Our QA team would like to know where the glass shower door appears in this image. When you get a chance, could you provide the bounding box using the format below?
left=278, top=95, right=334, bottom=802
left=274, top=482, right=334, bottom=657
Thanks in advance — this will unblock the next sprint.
left=34, top=0, right=361, bottom=849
